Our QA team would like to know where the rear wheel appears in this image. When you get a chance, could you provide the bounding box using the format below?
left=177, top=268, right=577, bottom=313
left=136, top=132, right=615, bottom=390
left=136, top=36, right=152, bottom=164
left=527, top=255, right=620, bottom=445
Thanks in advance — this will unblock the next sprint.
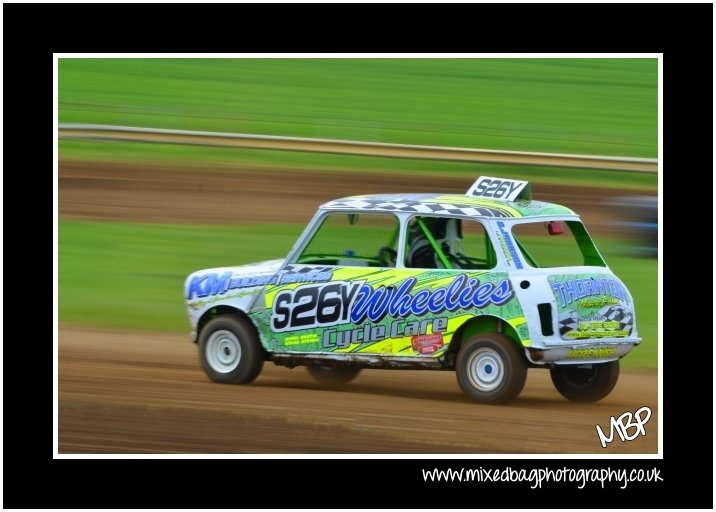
left=307, top=365, right=361, bottom=386
left=198, top=315, right=264, bottom=384
left=550, top=360, right=620, bottom=402
left=456, top=333, right=527, bottom=404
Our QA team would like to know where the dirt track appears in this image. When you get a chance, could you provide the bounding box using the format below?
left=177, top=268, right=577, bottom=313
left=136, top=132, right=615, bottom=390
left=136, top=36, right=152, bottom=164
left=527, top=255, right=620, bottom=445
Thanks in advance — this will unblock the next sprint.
left=58, top=161, right=658, bottom=454
left=59, top=327, right=658, bottom=454
left=58, top=161, right=639, bottom=233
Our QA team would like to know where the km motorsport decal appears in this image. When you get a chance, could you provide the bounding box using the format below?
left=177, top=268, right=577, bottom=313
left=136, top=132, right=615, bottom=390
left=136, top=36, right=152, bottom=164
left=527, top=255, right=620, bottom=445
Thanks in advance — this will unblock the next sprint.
left=186, top=268, right=332, bottom=300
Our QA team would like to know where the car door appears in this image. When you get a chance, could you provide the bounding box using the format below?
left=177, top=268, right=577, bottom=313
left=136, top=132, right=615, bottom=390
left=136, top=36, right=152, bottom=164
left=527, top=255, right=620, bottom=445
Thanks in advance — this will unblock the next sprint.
left=260, top=211, right=403, bottom=354
left=260, top=212, right=525, bottom=359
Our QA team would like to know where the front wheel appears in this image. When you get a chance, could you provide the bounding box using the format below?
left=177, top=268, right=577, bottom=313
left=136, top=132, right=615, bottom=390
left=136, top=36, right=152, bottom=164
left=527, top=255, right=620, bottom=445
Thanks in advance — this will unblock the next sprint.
left=307, top=365, right=361, bottom=386
left=198, top=315, right=264, bottom=384
left=550, top=360, right=619, bottom=402
left=455, top=333, right=527, bottom=404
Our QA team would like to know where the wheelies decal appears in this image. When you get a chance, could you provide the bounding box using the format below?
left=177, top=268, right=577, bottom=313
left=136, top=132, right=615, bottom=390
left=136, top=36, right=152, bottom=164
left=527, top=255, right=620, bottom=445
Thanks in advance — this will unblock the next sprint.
left=258, top=268, right=526, bottom=356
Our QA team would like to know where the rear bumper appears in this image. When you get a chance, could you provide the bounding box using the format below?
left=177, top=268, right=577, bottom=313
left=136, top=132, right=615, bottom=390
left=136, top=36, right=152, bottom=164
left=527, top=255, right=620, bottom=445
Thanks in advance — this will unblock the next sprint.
left=525, top=338, right=640, bottom=365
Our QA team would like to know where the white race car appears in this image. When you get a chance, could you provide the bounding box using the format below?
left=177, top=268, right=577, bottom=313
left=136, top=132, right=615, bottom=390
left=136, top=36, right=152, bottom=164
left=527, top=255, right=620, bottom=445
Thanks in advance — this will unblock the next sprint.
left=185, top=176, right=640, bottom=404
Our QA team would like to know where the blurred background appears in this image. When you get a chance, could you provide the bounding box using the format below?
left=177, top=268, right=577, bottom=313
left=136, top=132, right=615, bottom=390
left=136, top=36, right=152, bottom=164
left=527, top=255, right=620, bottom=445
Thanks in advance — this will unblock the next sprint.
left=59, top=58, right=658, bottom=360
left=58, top=58, right=659, bottom=453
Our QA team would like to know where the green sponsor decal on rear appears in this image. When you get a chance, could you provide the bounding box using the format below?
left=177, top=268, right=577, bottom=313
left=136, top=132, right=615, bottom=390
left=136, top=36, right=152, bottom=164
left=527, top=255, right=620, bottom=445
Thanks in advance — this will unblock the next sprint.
left=549, top=274, right=634, bottom=340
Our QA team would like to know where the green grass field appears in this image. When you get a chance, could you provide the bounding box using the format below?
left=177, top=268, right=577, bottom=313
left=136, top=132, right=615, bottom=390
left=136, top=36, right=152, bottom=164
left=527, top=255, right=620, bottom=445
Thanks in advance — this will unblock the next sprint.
left=59, top=58, right=658, bottom=190
left=58, top=220, right=657, bottom=368
left=58, top=59, right=658, bottom=367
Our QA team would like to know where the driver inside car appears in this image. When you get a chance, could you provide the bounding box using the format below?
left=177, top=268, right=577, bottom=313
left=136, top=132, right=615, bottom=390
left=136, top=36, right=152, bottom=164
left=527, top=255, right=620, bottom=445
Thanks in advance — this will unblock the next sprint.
left=407, top=217, right=464, bottom=269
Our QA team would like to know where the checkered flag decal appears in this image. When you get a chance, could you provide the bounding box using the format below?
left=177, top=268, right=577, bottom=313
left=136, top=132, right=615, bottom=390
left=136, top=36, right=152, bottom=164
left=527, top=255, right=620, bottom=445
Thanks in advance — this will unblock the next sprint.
left=324, top=198, right=510, bottom=218
left=599, top=305, right=634, bottom=335
left=282, top=265, right=333, bottom=273
left=558, top=311, right=580, bottom=336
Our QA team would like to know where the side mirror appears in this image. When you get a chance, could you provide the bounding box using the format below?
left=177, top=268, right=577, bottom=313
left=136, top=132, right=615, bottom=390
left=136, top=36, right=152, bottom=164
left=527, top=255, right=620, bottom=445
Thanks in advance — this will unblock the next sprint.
left=546, top=221, right=566, bottom=235
left=347, top=214, right=359, bottom=225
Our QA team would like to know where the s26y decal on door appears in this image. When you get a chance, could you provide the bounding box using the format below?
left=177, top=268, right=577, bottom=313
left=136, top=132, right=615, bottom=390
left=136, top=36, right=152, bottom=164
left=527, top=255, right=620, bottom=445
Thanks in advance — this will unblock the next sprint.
left=271, top=281, right=363, bottom=332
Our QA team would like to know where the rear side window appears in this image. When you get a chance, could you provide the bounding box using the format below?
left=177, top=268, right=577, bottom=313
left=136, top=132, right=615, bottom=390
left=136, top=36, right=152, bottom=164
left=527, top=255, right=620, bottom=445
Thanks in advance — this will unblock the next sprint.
left=511, top=221, right=605, bottom=268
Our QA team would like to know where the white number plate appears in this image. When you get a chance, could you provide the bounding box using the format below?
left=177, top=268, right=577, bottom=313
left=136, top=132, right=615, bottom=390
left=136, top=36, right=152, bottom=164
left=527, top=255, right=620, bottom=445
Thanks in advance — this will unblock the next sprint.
left=466, top=176, right=530, bottom=201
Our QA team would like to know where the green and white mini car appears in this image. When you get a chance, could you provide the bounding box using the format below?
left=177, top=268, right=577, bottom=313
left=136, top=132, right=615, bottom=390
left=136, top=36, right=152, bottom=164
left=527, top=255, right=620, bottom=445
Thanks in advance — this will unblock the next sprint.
left=184, top=176, right=640, bottom=404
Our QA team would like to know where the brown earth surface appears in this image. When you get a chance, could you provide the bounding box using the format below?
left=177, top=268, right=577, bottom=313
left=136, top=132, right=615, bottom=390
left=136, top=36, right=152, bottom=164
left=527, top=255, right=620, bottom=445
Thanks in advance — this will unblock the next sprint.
left=58, top=160, right=645, bottom=234
left=59, top=326, right=658, bottom=454
left=58, top=161, right=658, bottom=454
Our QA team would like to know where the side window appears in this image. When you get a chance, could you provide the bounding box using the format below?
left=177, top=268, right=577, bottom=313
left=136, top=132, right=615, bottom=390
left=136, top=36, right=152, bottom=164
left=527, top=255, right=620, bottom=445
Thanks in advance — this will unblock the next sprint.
left=511, top=221, right=606, bottom=268
left=404, top=216, right=495, bottom=269
left=460, top=219, right=494, bottom=268
left=297, top=213, right=400, bottom=267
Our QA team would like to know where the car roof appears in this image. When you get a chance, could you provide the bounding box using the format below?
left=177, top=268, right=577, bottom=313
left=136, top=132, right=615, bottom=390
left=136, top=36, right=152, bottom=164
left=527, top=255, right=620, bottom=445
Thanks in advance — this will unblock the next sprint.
left=320, top=193, right=576, bottom=219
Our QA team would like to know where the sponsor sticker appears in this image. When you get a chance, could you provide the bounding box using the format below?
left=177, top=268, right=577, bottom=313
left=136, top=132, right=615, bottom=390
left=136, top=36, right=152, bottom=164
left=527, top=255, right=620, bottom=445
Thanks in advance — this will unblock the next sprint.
left=411, top=333, right=444, bottom=354
left=565, top=347, right=617, bottom=359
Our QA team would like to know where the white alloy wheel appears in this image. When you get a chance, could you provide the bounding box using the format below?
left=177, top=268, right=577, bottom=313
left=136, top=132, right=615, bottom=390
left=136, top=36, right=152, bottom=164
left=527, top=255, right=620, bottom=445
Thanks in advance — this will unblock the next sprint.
left=466, top=347, right=504, bottom=392
left=198, top=316, right=264, bottom=384
left=205, top=329, right=242, bottom=373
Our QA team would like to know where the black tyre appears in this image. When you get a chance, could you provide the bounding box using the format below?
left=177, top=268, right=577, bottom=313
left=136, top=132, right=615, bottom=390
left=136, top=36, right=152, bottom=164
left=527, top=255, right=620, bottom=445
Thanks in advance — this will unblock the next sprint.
left=307, top=365, right=361, bottom=386
left=550, top=360, right=620, bottom=402
left=455, top=333, right=527, bottom=404
left=198, top=315, right=264, bottom=384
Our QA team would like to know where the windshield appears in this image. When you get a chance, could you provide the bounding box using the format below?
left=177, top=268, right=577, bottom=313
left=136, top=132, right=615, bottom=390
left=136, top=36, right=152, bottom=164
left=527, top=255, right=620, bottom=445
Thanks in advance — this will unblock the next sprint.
left=297, top=213, right=400, bottom=267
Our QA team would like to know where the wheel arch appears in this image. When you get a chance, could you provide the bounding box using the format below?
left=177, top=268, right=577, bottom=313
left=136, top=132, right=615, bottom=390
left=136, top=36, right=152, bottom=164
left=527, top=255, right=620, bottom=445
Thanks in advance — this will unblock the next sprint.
left=196, top=305, right=254, bottom=344
left=447, top=314, right=524, bottom=359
